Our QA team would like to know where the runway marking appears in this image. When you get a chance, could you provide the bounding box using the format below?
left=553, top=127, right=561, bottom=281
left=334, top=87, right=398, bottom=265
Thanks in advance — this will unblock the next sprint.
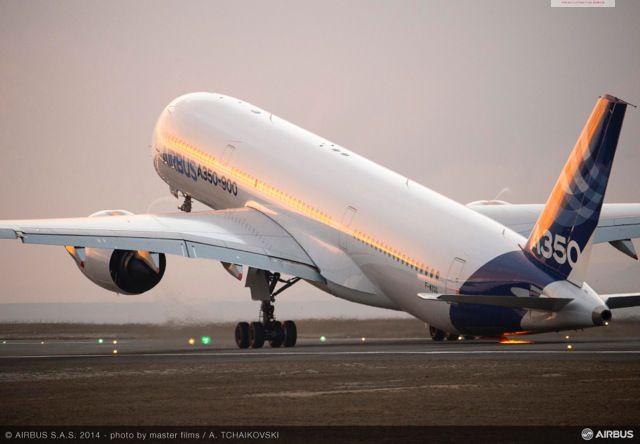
left=247, top=383, right=478, bottom=398
left=1, top=349, right=640, bottom=359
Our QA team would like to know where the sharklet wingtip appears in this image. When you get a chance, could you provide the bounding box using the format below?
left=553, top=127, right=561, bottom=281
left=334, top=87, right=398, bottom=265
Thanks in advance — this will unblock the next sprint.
left=601, top=94, right=637, bottom=108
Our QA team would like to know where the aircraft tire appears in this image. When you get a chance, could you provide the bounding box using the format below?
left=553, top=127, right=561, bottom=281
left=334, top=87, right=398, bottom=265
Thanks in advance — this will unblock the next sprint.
left=269, top=321, right=284, bottom=348
left=429, top=325, right=446, bottom=341
left=283, top=320, right=297, bottom=347
left=250, top=322, right=265, bottom=348
left=235, top=322, right=250, bottom=349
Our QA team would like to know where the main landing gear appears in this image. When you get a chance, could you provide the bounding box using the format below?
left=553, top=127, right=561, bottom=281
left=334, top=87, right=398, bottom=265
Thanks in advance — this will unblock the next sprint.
left=235, top=270, right=299, bottom=349
left=429, top=325, right=466, bottom=341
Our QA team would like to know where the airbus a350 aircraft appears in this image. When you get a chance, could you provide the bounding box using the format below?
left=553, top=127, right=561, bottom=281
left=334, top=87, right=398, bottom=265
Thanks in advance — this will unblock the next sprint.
left=1, top=93, right=639, bottom=348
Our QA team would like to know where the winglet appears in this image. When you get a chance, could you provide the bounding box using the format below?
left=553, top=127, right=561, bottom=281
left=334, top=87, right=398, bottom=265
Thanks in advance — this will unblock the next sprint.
left=601, top=94, right=636, bottom=108
left=525, top=94, right=630, bottom=285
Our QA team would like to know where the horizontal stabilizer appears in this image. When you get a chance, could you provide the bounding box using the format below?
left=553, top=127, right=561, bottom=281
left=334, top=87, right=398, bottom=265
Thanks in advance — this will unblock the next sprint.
left=609, top=239, right=638, bottom=260
left=604, top=293, right=640, bottom=309
left=417, top=293, right=573, bottom=312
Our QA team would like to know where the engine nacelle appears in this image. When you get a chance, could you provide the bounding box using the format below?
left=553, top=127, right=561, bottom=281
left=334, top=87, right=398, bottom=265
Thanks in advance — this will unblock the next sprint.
left=65, top=210, right=166, bottom=295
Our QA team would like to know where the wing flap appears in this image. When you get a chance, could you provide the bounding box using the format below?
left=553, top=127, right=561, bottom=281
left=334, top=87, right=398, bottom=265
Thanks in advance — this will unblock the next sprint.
left=418, top=293, right=573, bottom=311
left=0, top=229, right=17, bottom=239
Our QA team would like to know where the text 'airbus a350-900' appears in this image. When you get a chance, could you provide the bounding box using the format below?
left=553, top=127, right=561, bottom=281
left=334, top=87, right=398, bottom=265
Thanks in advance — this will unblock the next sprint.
left=2, top=92, right=639, bottom=348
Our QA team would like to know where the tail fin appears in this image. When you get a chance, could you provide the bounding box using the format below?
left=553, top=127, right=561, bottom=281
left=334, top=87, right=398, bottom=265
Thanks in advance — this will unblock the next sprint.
left=525, top=94, right=632, bottom=285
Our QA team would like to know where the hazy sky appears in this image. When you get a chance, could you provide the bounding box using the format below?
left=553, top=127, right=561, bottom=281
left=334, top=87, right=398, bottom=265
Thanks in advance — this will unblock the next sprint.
left=1, top=1, right=639, bottom=322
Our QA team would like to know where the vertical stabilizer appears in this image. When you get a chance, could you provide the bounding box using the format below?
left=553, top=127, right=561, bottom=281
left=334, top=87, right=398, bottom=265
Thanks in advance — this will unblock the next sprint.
left=525, top=94, right=631, bottom=286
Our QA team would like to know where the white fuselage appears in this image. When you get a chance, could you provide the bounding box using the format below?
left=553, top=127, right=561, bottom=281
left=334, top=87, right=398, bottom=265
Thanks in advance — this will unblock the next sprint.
left=151, top=93, right=604, bottom=335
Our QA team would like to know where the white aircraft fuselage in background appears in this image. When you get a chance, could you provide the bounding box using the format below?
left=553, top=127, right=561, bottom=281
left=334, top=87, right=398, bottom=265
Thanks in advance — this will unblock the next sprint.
left=1, top=92, right=638, bottom=345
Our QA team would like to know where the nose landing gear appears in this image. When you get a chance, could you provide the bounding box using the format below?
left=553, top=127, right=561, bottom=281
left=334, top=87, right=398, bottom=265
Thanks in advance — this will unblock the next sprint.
left=178, top=194, right=192, bottom=213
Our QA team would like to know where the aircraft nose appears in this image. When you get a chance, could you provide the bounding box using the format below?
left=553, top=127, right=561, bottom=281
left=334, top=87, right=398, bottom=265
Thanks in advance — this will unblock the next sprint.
left=592, top=306, right=612, bottom=326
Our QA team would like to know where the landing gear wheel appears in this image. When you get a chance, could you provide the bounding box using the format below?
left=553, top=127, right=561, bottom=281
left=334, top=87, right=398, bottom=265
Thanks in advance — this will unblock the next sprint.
left=283, top=320, right=297, bottom=347
left=236, top=270, right=302, bottom=349
left=429, top=325, right=445, bottom=342
left=269, top=321, right=284, bottom=348
left=250, top=322, right=265, bottom=349
left=447, top=333, right=459, bottom=341
left=235, top=322, right=250, bottom=349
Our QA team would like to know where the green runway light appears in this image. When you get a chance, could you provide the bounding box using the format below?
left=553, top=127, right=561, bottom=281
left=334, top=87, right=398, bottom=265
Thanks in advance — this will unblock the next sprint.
left=201, top=336, right=212, bottom=345
left=98, top=338, right=104, bottom=344
left=320, top=336, right=327, bottom=343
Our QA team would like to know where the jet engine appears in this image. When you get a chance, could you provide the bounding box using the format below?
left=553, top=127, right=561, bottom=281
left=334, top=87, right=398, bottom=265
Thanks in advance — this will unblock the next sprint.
left=64, top=210, right=166, bottom=295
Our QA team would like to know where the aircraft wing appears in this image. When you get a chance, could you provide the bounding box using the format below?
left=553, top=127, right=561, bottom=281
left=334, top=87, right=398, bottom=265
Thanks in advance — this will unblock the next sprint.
left=469, top=203, right=640, bottom=258
left=0, top=208, right=323, bottom=282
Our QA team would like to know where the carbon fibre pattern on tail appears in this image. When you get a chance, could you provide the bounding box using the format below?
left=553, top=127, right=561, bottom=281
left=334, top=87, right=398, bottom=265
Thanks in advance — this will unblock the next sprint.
left=525, top=94, right=629, bottom=285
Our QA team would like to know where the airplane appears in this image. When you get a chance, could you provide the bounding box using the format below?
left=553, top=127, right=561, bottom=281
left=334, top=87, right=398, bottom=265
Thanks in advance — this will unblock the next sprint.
left=1, top=92, right=639, bottom=348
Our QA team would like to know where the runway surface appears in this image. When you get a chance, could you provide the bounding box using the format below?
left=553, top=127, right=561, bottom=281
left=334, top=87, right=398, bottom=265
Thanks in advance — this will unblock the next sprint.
left=2, top=336, right=640, bottom=361
left=1, top=319, right=639, bottom=426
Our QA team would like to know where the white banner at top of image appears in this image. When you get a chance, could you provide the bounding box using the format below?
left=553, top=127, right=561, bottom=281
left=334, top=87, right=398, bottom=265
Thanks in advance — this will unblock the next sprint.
left=551, top=0, right=615, bottom=7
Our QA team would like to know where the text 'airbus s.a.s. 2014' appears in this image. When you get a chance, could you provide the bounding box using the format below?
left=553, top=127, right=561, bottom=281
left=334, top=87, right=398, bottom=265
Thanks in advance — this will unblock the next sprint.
left=1, top=93, right=639, bottom=347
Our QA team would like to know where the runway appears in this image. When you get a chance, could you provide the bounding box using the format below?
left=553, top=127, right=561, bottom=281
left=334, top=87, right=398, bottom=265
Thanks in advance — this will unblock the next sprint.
left=1, top=319, right=639, bottom=426
left=2, top=336, right=640, bottom=361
